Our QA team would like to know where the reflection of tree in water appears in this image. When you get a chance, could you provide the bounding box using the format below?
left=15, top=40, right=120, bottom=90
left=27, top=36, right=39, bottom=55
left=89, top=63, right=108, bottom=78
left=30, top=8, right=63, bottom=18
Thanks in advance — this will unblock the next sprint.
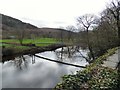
left=55, top=46, right=81, bottom=61
left=30, top=54, right=35, bottom=64
left=14, top=56, right=28, bottom=70
left=55, top=46, right=89, bottom=62
left=55, top=46, right=74, bottom=61
left=13, top=54, right=36, bottom=70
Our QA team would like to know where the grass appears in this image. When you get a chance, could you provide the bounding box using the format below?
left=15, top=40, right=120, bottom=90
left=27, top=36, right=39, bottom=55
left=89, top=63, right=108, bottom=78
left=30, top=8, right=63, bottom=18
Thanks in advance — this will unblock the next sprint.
left=0, top=38, right=59, bottom=46
left=1, top=38, right=59, bottom=53
left=1, top=43, right=30, bottom=51
left=0, top=43, right=14, bottom=47
left=1, top=38, right=57, bottom=43
left=0, top=39, right=19, bottom=43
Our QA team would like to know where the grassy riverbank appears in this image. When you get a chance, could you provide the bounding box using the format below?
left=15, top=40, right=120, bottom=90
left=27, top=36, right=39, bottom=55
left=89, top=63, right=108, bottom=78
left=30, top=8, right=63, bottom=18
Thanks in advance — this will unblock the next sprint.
left=1, top=38, right=63, bottom=59
left=55, top=47, right=119, bottom=89
left=1, top=38, right=58, bottom=46
left=1, top=38, right=60, bottom=52
left=1, top=38, right=67, bottom=62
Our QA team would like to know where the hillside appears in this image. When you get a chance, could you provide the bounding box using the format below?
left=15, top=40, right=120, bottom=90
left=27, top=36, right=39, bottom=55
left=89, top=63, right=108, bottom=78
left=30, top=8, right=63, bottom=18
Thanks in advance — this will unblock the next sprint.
left=1, top=13, right=76, bottom=39
left=1, top=13, right=38, bottom=30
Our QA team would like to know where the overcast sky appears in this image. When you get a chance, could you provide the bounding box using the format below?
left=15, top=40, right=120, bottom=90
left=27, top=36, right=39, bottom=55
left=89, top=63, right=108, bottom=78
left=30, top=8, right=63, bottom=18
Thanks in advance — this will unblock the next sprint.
left=0, top=0, right=111, bottom=28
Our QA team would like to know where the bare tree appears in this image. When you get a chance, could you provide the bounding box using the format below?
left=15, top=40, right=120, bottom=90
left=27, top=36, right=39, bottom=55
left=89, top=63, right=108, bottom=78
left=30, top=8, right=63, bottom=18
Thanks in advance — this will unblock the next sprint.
left=107, top=1, right=120, bottom=88
left=107, top=0, right=120, bottom=42
left=66, top=25, right=76, bottom=43
left=15, top=28, right=26, bottom=45
left=77, top=14, right=96, bottom=61
left=59, top=27, right=65, bottom=43
left=107, top=0, right=120, bottom=87
left=14, top=24, right=27, bottom=45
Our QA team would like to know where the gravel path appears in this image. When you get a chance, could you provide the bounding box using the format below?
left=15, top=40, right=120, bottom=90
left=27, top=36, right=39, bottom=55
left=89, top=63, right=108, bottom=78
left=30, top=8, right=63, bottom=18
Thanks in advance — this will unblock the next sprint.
left=102, top=49, right=120, bottom=69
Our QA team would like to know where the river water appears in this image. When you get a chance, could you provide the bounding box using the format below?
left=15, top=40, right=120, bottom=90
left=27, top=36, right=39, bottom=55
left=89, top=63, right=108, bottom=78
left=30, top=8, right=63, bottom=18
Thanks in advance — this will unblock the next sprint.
left=1, top=47, right=88, bottom=88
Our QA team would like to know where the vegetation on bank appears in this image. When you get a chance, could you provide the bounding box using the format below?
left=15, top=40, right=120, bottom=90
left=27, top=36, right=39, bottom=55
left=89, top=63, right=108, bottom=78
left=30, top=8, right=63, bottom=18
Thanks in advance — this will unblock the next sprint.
left=54, top=47, right=119, bottom=90
left=1, top=38, right=59, bottom=50
left=1, top=38, right=58, bottom=45
left=2, top=44, right=31, bottom=53
left=1, top=38, right=61, bottom=57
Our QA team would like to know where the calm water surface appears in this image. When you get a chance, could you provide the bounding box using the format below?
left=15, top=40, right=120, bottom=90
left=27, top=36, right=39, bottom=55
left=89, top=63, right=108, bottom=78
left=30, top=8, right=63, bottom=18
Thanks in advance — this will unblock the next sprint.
left=1, top=47, right=88, bottom=88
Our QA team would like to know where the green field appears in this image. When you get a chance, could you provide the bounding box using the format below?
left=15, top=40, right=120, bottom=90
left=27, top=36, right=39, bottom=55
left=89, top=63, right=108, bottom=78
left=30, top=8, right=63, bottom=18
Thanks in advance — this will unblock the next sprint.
left=1, top=38, right=58, bottom=44
left=1, top=38, right=60, bottom=53
left=0, top=38, right=59, bottom=47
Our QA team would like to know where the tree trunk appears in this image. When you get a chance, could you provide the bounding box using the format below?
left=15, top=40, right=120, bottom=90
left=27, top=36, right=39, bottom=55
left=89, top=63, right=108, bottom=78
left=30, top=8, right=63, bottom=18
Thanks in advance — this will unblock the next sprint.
left=86, top=29, right=95, bottom=61
left=19, top=39, right=23, bottom=45
left=117, top=21, right=120, bottom=45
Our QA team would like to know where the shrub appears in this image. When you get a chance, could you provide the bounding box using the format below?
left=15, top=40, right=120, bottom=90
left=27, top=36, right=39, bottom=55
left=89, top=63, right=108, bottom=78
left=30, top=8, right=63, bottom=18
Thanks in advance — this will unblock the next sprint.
left=54, top=66, right=118, bottom=90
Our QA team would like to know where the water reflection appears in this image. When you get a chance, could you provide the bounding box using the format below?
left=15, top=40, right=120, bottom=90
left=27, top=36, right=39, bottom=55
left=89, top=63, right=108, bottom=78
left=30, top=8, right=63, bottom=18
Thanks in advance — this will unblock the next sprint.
left=1, top=47, right=88, bottom=88
left=56, top=47, right=76, bottom=59
left=12, top=55, right=37, bottom=70
left=14, top=56, right=28, bottom=70
left=55, top=46, right=88, bottom=62
left=29, top=54, right=36, bottom=64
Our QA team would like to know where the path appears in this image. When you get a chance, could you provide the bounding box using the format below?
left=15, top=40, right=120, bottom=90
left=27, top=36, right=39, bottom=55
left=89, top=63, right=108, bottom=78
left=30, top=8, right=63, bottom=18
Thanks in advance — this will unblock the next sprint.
left=102, top=49, right=120, bottom=69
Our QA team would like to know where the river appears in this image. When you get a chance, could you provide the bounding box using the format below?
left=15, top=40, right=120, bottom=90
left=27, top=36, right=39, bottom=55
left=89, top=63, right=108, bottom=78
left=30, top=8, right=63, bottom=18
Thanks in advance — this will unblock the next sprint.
left=0, top=47, right=89, bottom=88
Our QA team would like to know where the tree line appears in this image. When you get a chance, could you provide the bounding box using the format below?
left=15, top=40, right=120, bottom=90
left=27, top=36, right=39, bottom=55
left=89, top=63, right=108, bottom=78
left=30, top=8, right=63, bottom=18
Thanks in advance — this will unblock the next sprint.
left=13, top=0, right=119, bottom=62
left=66, top=0, right=119, bottom=63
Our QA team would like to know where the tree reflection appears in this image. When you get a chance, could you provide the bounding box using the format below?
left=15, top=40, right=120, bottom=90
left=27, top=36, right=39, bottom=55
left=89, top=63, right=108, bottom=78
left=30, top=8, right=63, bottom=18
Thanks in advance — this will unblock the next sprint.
left=14, top=56, right=28, bottom=70
left=31, top=54, right=35, bottom=64
left=4, top=54, right=36, bottom=70
left=55, top=46, right=77, bottom=61
left=55, top=46, right=89, bottom=62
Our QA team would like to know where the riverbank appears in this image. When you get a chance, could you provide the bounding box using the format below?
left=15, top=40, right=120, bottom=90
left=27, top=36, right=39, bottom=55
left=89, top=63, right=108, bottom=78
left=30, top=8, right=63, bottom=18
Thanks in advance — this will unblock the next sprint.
left=55, top=47, right=119, bottom=89
left=2, top=43, right=66, bottom=62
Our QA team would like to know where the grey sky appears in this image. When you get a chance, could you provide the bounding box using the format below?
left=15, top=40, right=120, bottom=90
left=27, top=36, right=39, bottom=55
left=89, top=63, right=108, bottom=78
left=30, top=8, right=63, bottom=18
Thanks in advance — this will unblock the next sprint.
left=0, top=0, right=111, bottom=28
